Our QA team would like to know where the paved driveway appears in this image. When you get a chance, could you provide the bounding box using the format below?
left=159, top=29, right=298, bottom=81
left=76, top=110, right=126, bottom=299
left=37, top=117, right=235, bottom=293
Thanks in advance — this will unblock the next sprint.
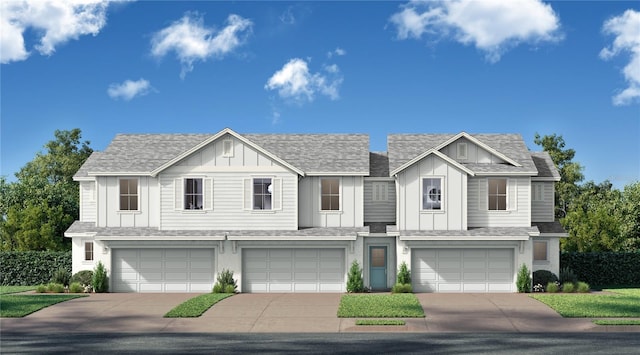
left=0, top=292, right=626, bottom=334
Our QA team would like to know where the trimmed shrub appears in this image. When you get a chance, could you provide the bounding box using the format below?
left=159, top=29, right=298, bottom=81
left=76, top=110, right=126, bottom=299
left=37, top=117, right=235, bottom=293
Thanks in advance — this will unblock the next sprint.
left=396, top=262, right=411, bottom=285
left=533, top=270, right=558, bottom=291
left=0, top=251, right=71, bottom=286
left=92, top=261, right=109, bottom=293
left=559, top=267, right=578, bottom=285
left=36, top=284, right=47, bottom=293
left=346, top=260, right=365, bottom=293
left=562, top=282, right=575, bottom=293
left=69, top=282, right=84, bottom=293
left=46, top=283, right=65, bottom=293
left=546, top=282, right=560, bottom=293
left=212, top=269, right=237, bottom=293
left=561, top=252, right=640, bottom=287
left=51, top=268, right=71, bottom=286
left=576, top=281, right=590, bottom=293
left=391, top=283, right=412, bottom=293
left=516, top=264, right=532, bottom=293
left=71, top=270, right=94, bottom=286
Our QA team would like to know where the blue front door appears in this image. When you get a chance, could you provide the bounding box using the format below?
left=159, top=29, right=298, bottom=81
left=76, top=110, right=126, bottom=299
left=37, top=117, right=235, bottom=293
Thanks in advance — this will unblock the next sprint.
left=370, top=246, right=387, bottom=290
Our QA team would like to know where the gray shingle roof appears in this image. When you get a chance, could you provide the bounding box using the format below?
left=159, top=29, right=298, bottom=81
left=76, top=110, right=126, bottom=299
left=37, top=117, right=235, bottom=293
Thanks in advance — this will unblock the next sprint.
left=369, top=152, right=390, bottom=177
left=74, top=132, right=369, bottom=178
left=532, top=221, right=566, bottom=234
left=387, top=133, right=537, bottom=176
left=531, top=152, right=561, bottom=180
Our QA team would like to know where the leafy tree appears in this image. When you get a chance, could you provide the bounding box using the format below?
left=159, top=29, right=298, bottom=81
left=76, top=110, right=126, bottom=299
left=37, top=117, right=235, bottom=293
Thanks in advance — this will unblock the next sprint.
left=0, top=129, right=92, bottom=251
left=534, top=133, right=584, bottom=218
left=620, top=182, right=640, bottom=251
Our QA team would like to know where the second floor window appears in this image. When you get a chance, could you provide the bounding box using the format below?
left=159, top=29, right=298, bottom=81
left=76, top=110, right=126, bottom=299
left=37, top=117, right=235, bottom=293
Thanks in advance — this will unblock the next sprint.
left=119, top=178, right=138, bottom=211
left=321, top=178, right=340, bottom=211
left=488, top=178, right=507, bottom=210
left=253, top=178, right=272, bottom=210
left=422, top=178, right=442, bottom=210
left=184, top=178, right=203, bottom=210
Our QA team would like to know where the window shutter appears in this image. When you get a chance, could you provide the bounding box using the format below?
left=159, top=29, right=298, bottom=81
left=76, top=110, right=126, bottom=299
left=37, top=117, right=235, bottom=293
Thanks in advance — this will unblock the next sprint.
left=508, top=179, right=517, bottom=211
left=272, top=178, right=282, bottom=210
left=477, top=179, right=487, bottom=210
left=174, top=178, right=182, bottom=210
left=204, top=178, right=213, bottom=210
left=243, top=178, right=252, bottom=210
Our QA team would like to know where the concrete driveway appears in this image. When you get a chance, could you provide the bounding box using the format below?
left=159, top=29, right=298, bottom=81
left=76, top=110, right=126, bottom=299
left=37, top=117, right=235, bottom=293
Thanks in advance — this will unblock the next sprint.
left=0, top=292, right=627, bottom=334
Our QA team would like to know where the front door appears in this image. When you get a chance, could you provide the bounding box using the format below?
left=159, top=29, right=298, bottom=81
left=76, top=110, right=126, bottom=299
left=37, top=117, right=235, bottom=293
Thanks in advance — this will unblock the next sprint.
left=369, top=246, right=387, bottom=290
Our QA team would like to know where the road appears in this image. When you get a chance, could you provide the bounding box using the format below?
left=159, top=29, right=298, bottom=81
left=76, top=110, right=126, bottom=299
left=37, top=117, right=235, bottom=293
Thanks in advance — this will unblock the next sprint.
left=2, top=332, right=639, bottom=354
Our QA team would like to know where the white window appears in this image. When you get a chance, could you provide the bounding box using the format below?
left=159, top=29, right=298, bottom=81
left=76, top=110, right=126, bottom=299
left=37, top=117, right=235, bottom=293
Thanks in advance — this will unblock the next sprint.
left=253, top=178, right=273, bottom=210
left=533, top=240, right=548, bottom=261
left=223, top=139, right=234, bottom=157
left=532, top=183, right=544, bottom=202
left=321, top=178, right=340, bottom=211
left=488, top=178, right=507, bottom=211
left=184, top=178, right=203, bottom=210
left=372, top=182, right=388, bottom=202
left=457, top=142, right=468, bottom=160
left=85, top=242, right=94, bottom=261
left=119, top=178, right=138, bottom=211
left=422, top=178, right=442, bottom=210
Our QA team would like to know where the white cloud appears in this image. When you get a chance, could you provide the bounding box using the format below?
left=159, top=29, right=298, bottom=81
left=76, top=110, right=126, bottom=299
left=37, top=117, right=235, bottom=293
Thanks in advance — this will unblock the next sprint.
left=151, top=12, right=253, bottom=78
left=265, top=58, right=343, bottom=102
left=389, top=0, right=561, bottom=62
left=107, top=78, right=152, bottom=101
left=0, top=0, right=112, bottom=64
left=599, top=9, right=640, bottom=106
left=327, top=47, right=346, bottom=58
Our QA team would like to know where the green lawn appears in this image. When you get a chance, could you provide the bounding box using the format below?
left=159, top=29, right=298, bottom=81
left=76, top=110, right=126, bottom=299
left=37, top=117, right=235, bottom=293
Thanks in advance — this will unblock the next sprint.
left=0, top=294, right=87, bottom=317
left=355, top=319, right=406, bottom=326
left=337, top=294, right=425, bottom=318
left=0, top=286, right=36, bottom=295
left=164, top=293, right=233, bottom=318
left=593, top=319, right=640, bottom=326
left=531, top=288, right=640, bottom=318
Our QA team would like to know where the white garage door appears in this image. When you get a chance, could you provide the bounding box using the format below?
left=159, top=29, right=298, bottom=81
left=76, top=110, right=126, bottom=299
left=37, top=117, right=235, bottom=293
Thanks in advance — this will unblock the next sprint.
left=243, top=248, right=345, bottom=293
left=412, top=249, right=514, bottom=293
left=113, top=249, right=215, bottom=293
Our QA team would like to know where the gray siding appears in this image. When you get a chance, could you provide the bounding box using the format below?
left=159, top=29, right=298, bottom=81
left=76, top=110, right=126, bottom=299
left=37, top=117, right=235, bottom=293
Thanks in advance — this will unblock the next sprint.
left=364, top=180, right=396, bottom=223
left=439, top=137, right=506, bottom=164
left=97, top=176, right=159, bottom=228
left=80, top=181, right=96, bottom=223
left=531, top=182, right=555, bottom=222
left=467, top=177, right=530, bottom=227
left=298, top=176, right=364, bottom=228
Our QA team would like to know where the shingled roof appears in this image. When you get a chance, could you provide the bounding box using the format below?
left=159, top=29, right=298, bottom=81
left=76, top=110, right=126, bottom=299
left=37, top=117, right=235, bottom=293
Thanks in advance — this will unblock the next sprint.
left=531, top=151, right=561, bottom=180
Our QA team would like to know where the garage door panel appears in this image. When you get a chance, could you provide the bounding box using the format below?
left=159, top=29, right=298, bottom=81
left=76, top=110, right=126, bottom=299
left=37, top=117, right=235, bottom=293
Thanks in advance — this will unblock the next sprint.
left=166, top=261, right=188, bottom=269
left=319, top=272, right=342, bottom=281
left=489, top=272, right=512, bottom=281
left=463, top=272, right=487, bottom=281
left=270, top=272, right=293, bottom=281
left=245, top=260, right=267, bottom=269
left=139, top=271, right=162, bottom=281
left=270, top=249, right=293, bottom=258
left=165, top=249, right=187, bottom=258
left=294, top=272, right=318, bottom=281
left=270, top=260, right=293, bottom=269
left=463, top=283, right=487, bottom=292
left=438, top=283, right=462, bottom=292
left=269, top=283, right=293, bottom=292
left=464, top=260, right=486, bottom=269
left=295, top=260, right=317, bottom=268
left=140, top=250, right=162, bottom=258
left=295, top=249, right=317, bottom=258
left=140, top=260, right=162, bottom=269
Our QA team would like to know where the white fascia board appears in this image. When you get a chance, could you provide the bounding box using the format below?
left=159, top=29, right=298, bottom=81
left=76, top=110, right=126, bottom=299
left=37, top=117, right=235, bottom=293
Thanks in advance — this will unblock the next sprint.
left=474, top=171, right=538, bottom=176
left=306, top=172, right=369, bottom=176
left=87, top=172, right=151, bottom=177
left=532, top=177, right=561, bottom=182
left=435, top=132, right=522, bottom=167
left=399, top=235, right=531, bottom=241
left=390, top=149, right=475, bottom=176
left=95, top=236, right=226, bottom=241
left=73, top=177, right=95, bottom=181
left=364, top=177, right=395, bottom=181
left=226, top=235, right=358, bottom=241
left=150, top=128, right=305, bottom=177
left=64, top=232, right=97, bottom=238
left=538, top=233, right=569, bottom=238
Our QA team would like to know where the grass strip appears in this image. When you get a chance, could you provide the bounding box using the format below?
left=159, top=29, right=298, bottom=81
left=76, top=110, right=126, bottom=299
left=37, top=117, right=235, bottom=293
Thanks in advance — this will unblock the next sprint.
left=0, top=286, right=36, bottom=295
left=531, top=288, right=640, bottom=318
left=164, top=293, right=233, bottom=318
left=338, top=294, right=425, bottom=318
left=0, top=294, right=86, bottom=317
left=593, top=319, right=640, bottom=326
left=356, top=319, right=406, bottom=326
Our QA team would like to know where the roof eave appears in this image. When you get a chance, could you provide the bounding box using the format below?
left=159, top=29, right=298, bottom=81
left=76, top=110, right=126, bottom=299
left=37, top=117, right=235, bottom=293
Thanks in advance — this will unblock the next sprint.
left=390, top=150, right=475, bottom=177
left=434, top=132, right=523, bottom=168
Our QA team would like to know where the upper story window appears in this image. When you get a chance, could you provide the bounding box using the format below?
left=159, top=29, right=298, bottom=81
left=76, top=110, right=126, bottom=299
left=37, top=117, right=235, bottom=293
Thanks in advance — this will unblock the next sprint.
left=457, top=142, right=468, bottom=160
left=85, top=242, right=94, bottom=261
left=533, top=240, right=548, bottom=261
left=372, top=182, right=388, bottom=202
left=488, top=178, right=507, bottom=210
left=253, top=178, right=273, bottom=210
left=222, top=139, right=234, bottom=157
left=119, top=178, right=138, bottom=211
left=532, top=183, right=544, bottom=202
left=321, top=178, right=340, bottom=211
left=422, top=178, right=442, bottom=210
left=184, top=178, right=203, bottom=210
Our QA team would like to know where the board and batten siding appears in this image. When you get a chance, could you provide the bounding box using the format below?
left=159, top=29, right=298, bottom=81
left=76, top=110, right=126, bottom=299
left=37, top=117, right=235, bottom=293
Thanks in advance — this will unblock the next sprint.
left=363, top=180, right=396, bottom=223
left=467, top=177, right=531, bottom=227
left=80, top=181, right=96, bottom=223
left=298, top=176, right=364, bottom=228
left=396, top=155, right=467, bottom=231
left=97, top=176, right=160, bottom=228
left=531, top=182, right=555, bottom=222
left=439, top=137, right=506, bottom=164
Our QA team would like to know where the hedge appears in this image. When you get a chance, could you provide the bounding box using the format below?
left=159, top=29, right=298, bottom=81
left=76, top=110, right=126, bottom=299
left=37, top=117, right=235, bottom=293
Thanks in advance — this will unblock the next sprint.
left=0, top=251, right=71, bottom=286
left=561, top=252, right=640, bottom=287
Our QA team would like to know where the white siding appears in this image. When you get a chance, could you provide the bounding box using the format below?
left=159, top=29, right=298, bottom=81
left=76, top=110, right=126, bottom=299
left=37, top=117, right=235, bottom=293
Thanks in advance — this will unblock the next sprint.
left=467, top=177, right=531, bottom=227
left=531, top=182, right=555, bottom=222
left=440, top=137, right=506, bottom=164
left=298, top=176, right=364, bottom=228
left=397, top=155, right=466, bottom=231
left=97, top=176, right=159, bottom=228
left=364, top=180, right=396, bottom=223
left=80, top=181, right=96, bottom=223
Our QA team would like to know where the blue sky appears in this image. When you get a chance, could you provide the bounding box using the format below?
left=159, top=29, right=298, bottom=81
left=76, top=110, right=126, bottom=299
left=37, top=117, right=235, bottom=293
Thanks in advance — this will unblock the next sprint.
left=2, top=1, right=639, bottom=187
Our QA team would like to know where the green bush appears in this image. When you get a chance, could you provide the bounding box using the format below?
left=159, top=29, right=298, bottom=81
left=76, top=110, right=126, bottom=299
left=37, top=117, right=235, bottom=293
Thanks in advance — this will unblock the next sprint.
left=346, top=260, right=365, bottom=293
left=533, top=270, right=558, bottom=290
left=0, top=251, right=71, bottom=286
left=212, top=269, right=237, bottom=293
left=516, top=264, right=532, bottom=293
left=69, top=282, right=84, bottom=293
left=36, top=284, right=47, bottom=293
left=46, top=283, right=65, bottom=293
left=562, top=282, right=575, bottom=293
left=51, top=268, right=71, bottom=286
left=546, top=282, right=560, bottom=293
left=92, top=262, right=109, bottom=293
left=391, top=283, right=412, bottom=293
left=396, top=262, right=411, bottom=284
left=561, top=252, right=640, bottom=287
left=576, top=281, right=590, bottom=293
left=71, top=270, right=93, bottom=286
left=559, top=267, right=578, bottom=285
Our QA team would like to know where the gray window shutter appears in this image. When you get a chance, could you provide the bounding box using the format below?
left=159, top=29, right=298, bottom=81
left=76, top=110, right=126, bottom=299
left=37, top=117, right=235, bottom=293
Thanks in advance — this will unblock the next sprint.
left=174, top=178, right=182, bottom=210
left=204, top=178, right=213, bottom=210
left=272, top=178, right=282, bottom=210
left=243, top=178, right=252, bottom=210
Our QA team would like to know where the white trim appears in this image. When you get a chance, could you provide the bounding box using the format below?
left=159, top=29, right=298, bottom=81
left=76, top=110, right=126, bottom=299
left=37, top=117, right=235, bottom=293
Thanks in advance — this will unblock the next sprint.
left=306, top=171, right=368, bottom=176
left=118, top=177, right=140, bottom=212
left=420, top=176, right=445, bottom=212
left=227, top=235, right=357, bottom=241
left=399, top=235, right=531, bottom=241
left=96, top=236, right=226, bottom=241
left=319, top=177, right=342, bottom=212
left=74, top=177, right=96, bottom=181
left=364, top=177, right=394, bottom=181
left=249, top=176, right=280, bottom=211
left=486, top=178, right=508, bottom=211
left=88, top=172, right=150, bottom=177
left=391, top=149, right=475, bottom=176
left=475, top=171, right=537, bottom=176
left=532, top=177, right=559, bottom=181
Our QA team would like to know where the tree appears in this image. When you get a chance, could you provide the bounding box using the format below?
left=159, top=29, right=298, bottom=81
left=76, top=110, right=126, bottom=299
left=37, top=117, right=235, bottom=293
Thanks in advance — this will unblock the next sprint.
left=620, top=182, right=640, bottom=251
left=534, top=133, right=584, bottom=218
left=0, top=129, right=92, bottom=251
